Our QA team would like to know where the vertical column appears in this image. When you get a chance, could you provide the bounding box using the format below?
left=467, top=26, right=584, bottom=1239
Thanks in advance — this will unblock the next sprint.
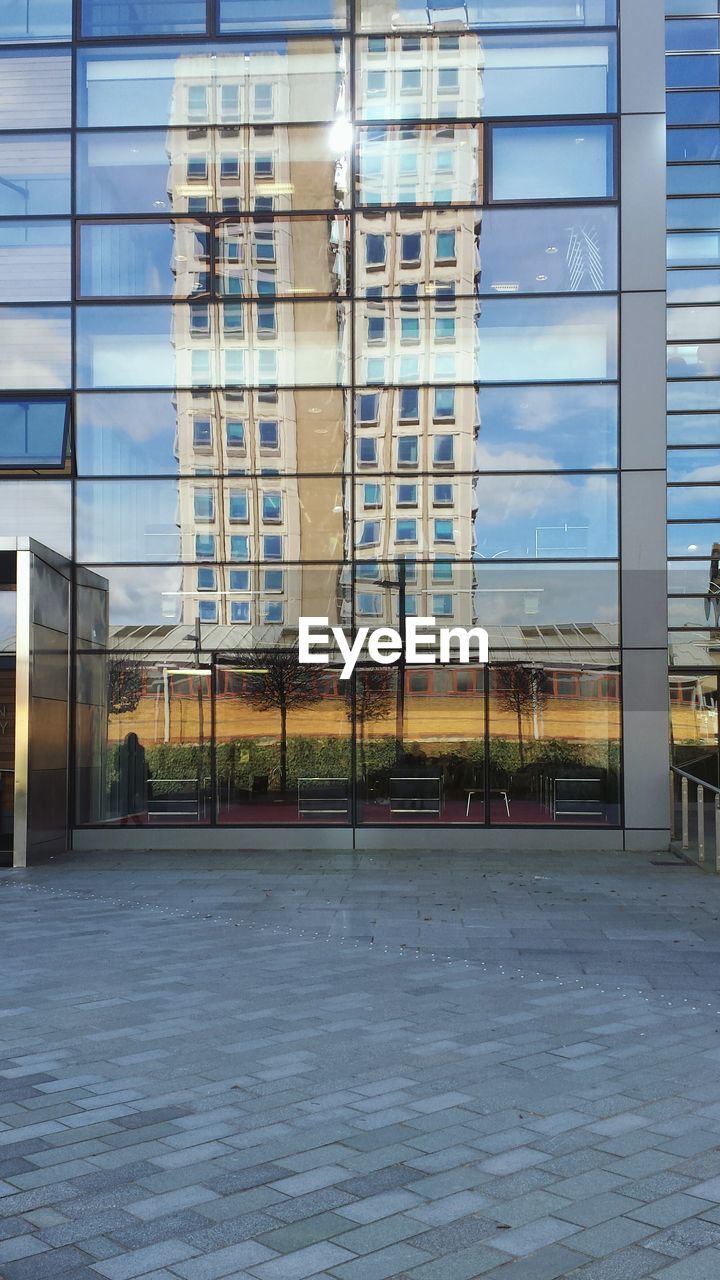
left=619, top=0, right=669, bottom=850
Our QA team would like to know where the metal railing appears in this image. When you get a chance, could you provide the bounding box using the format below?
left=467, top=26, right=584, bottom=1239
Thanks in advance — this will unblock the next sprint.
left=670, top=766, right=720, bottom=871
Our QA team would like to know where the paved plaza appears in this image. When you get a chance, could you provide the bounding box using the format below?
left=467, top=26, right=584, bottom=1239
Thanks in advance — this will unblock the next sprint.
left=1, top=849, right=720, bottom=1278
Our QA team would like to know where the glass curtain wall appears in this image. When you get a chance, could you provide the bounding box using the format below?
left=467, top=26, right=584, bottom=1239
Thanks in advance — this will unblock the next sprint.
left=0, top=0, right=621, bottom=829
left=667, top=1, right=720, bottom=793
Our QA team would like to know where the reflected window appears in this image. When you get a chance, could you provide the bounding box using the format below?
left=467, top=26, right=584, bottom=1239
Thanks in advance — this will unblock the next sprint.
left=198, top=600, right=218, bottom=623
left=195, top=533, right=215, bottom=559
left=358, top=437, right=378, bottom=465
left=193, top=489, right=214, bottom=522
left=397, top=436, right=418, bottom=467
left=230, top=534, right=250, bottom=560
left=263, top=534, right=282, bottom=558
left=433, top=435, right=454, bottom=465
left=264, top=569, right=283, bottom=592
left=231, top=600, right=251, bottom=623
left=396, top=518, right=417, bottom=543
left=0, top=398, right=69, bottom=470
left=197, top=567, right=216, bottom=591
left=229, top=491, right=249, bottom=523
left=230, top=569, right=250, bottom=591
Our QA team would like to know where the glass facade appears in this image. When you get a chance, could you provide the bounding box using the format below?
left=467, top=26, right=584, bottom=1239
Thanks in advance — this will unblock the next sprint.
left=667, top=2, right=720, bottom=791
left=0, top=1, right=627, bottom=835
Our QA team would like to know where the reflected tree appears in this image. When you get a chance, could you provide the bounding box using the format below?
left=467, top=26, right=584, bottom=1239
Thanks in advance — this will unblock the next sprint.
left=236, top=646, right=317, bottom=793
left=107, top=657, right=143, bottom=716
left=495, top=663, right=548, bottom=770
left=349, top=666, right=395, bottom=781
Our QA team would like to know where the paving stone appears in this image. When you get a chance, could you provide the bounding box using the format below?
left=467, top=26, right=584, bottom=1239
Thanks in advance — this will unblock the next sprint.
left=566, top=1216, right=651, bottom=1257
left=642, top=1247, right=720, bottom=1279
left=488, top=1215, right=580, bottom=1256
left=3, top=851, right=720, bottom=1280
left=249, top=1241, right=355, bottom=1279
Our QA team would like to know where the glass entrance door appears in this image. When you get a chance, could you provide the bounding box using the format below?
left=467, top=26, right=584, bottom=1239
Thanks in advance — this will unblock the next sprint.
left=0, top=663, right=15, bottom=854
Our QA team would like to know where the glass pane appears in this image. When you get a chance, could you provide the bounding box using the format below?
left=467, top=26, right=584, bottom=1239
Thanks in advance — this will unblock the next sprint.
left=75, top=654, right=211, bottom=826
left=475, top=384, right=617, bottom=470
left=357, top=33, right=615, bottom=121
left=357, top=126, right=482, bottom=206
left=666, top=90, right=720, bottom=125
left=473, top=473, right=618, bottom=559
left=669, top=484, right=720, bottom=520
left=0, top=0, right=71, bottom=40
left=668, top=412, right=720, bottom=443
left=477, top=296, right=617, bottom=383
left=668, top=231, right=720, bottom=266
left=0, top=51, right=71, bottom=129
left=79, top=222, right=211, bottom=299
left=356, top=663, right=485, bottom=826
left=0, top=479, right=70, bottom=554
left=669, top=522, right=720, bottom=556
left=76, top=302, right=350, bottom=389
left=668, top=342, right=720, bottom=376
left=667, top=54, right=720, bottom=89
left=667, top=0, right=720, bottom=12
left=0, top=399, right=69, bottom=469
left=478, top=33, right=615, bottom=116
left=488, top=661, right=621, bottom=826
left=476, top=562, right=618, bottom=646
left=0, top=135, right=70, bottom=218
left=491, top=124, right=614, bottom=202
left=669, top=307, right=720, bottom=342
left=76, top=388, right=350, bottom=476
left=670, top=673, right=720, bottom=784
left=215, top=656, right=351, bottom=824
left=668, top=448, right=720, bottom=482
left=478, top=206, right=617, bottom=294
left=77, top=42, right=347, bottom=128
left=668, top=198, right=720, bottom=229
left=220, top=0, right=348, bottom=31
left=0, top=307, right=70, bottom=389
left=357, top=0, right=616, bottom=30
left=668, top=269, right=720, bottom=302
left=76, top=478, right=346, bottom=562
left=76, top=127, right=348, bottom=216
left=216, top=217, right=350, bottom=297
left=668, top=379, right=720, bottom=409
left=667, top=20, right=720, bottom=50
left=667, top=127, right=720, bottom=161
left=0, top=221, right=70, bottom=303
left=356, top=209, right=480, bottom=296
left=668, top=163, right=720, bottom=194
left=82, top=0, right=207, bottom=36
left=354, top=299, right=478, bottom=384
left=354, top=206, right=617, bottom=296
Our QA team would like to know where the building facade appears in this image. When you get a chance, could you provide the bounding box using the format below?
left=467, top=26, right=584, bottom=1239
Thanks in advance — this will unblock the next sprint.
left=0, top=0, right=669, bottom=855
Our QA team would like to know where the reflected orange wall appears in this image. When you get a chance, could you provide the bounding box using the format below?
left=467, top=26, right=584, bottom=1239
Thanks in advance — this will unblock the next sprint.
left=107, top=690, right=620, bottom=747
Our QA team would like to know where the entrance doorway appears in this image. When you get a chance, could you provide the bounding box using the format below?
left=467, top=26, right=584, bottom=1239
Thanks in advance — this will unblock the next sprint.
left=0, top=661, right=14, bottom=857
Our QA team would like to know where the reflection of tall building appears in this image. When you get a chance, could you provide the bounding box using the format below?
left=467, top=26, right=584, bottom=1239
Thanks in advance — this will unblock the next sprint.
left=167, top=46, right=350, bottom=632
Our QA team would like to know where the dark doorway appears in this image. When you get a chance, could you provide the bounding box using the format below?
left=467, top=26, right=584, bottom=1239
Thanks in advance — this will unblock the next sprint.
left=0, top=658, right=15, bottom=858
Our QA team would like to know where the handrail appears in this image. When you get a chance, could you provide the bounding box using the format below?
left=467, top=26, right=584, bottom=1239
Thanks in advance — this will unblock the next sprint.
left=671, top=764, right=720, bottom=797
left=670, top=765, right=720, bottom=871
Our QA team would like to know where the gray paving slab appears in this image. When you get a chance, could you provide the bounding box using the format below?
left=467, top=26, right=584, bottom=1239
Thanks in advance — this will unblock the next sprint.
left=0, top=850, right=718, bottom=1280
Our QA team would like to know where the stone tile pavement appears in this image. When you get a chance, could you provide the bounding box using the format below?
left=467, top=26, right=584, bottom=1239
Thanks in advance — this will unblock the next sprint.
left=0, top=848, right=718, bottom=1278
